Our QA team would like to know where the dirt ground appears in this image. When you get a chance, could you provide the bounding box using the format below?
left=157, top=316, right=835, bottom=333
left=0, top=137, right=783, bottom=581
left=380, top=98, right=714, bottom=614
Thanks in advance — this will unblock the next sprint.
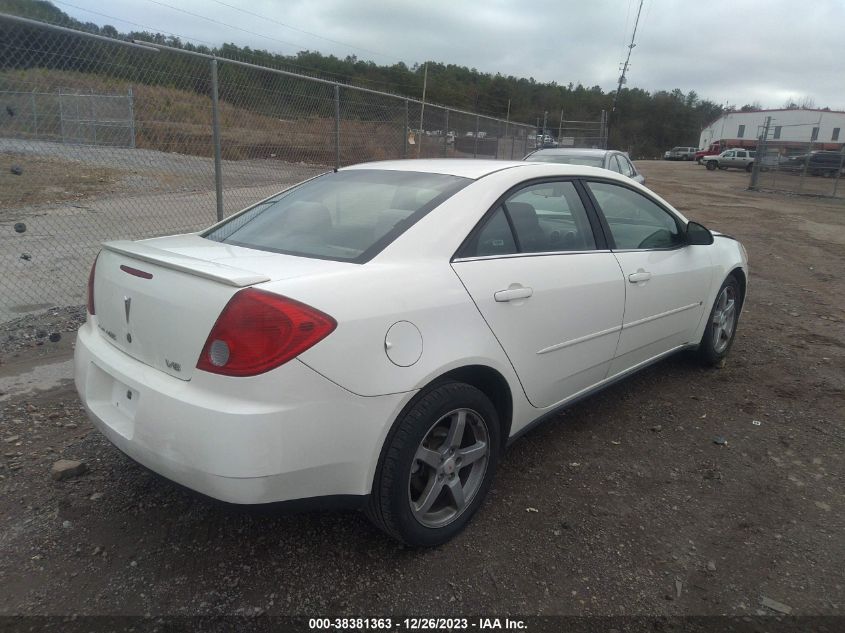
left=0, top=160, right=843, bottom=618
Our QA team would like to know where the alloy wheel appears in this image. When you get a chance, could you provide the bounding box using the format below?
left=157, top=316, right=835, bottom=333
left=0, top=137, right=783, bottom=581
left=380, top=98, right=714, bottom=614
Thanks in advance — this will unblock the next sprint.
left=711, top=285, right=737, bottom=354
left=408, top=408, right=490, bottom=528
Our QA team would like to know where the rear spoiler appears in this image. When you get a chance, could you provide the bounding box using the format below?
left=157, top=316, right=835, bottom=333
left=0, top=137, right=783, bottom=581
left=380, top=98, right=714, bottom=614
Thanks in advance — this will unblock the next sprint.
left=102, top=240, right=271, bottom=287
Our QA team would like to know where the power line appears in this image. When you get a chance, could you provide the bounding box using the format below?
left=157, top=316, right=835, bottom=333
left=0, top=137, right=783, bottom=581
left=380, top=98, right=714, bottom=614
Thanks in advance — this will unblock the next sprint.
left=54, top=0, right=427, bottom=93
left=207, top=0, right=391, bottom=61
left=53, top=0, right=219, bottom=47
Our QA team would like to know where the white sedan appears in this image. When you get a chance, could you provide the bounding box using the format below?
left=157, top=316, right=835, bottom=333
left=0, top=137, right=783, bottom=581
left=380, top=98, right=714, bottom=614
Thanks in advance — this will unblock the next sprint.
left=75, top=159, right=747, bottom=546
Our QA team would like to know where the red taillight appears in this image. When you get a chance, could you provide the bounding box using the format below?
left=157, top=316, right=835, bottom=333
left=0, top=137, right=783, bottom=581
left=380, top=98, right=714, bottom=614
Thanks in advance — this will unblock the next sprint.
left=86, top=254, right=99, bottom=315
left=196, top=289, right=336, bottom=377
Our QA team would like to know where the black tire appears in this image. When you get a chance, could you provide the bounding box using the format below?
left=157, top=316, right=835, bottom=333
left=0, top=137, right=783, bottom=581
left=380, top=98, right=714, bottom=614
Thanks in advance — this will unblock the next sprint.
left=366, top=382, right=501, bottom=547
left=696, top=157, right=702, bottom=165
left=699, top=275, right=742, bottom=367
left=705, top=161, right=717, bottom=171
left=745, top=162, right=753, bottom=173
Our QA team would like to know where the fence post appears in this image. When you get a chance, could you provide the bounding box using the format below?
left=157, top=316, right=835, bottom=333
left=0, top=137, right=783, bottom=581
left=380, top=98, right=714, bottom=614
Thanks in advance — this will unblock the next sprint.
left=749, top=116, right=769, bottom=191
left=473, top=115, right=479, bottom=158
left=58, top=90, right=65, bottom=143
left=334, top=84, right=340, bottom=169
left=90, top=88, right=97, bottom=145
left=443, top=108, right=449, bottom=157
left=30, top=91, right=37, bottom=138
left=127, top=86, right=136, bottom=149
left=832, top=150, right=845, bottom=197
left=403, top=99, right=408, bottom=159
left=210, top=59, right=224, bottom=222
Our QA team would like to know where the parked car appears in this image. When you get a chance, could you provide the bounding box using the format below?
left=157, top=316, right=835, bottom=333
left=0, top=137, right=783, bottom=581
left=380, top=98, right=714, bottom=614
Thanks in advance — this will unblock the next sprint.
left=779, top=150, right=845, bottom=176
left=695, top=141, right=726, bottom=164
left=703, top=149, right=756, bottom=172
left=75, top=159, right=747, bottom=546
left=523, top=148, right=645, bottom=184
left=663, top=146, right=698, bottom=161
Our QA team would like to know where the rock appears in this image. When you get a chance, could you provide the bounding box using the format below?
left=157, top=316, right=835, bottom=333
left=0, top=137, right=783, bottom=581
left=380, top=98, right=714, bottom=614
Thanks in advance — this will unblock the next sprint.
left=815, top=501, right=831, bottom=511
left=90, top=492, right=104, bottom=501
left=51, top=459, right=88, bottom=481
left=706, top=561, right=716, bottom=571
left=13, top=222, right=26, bottom=234
left=713, top=436, right=728, bottom=445
left=3, top=435, right=20, bottom=444
left=10, top=165, right=22, bottom=176
left=650, top=425, right=663, bottom=432
left=62, top=520, right=72, bottom=529
left=49, top=333, right=61, bottom=343
left=761, top=596, right=792, bottom=615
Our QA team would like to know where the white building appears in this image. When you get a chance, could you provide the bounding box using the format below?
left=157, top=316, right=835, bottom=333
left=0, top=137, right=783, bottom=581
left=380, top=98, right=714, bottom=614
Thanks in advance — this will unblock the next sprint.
left=699, top=109, right=845, bottom=149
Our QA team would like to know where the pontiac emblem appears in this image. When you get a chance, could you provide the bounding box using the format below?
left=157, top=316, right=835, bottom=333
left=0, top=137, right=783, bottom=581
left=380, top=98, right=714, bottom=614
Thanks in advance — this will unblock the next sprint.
left=124, top=296, right=132, bottom=323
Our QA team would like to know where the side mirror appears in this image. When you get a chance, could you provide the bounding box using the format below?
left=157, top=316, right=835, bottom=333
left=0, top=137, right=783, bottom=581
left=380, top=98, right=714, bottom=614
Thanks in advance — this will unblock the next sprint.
left=686, top=221, right=714, bottom=246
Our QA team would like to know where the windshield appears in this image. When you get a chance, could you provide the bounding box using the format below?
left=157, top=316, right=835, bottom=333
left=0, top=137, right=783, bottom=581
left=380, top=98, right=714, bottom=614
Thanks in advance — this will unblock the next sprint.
left=525, top=154, right=605, bottom=168
left=204, top=170, right=470, bottom=262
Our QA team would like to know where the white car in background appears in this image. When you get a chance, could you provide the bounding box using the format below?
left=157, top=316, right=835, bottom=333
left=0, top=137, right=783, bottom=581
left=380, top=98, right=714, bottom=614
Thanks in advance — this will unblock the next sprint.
left=75, top=159, right=747, bottom=546
left=523, top=148, right=645, bottom=184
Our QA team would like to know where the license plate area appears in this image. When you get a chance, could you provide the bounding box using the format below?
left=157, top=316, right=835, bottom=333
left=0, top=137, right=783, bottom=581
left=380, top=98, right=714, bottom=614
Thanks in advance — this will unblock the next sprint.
left=111, top=380, right=139, bottom=420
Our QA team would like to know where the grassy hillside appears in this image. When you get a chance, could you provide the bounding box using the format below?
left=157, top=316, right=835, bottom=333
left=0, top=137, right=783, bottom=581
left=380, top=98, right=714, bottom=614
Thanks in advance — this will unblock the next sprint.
left=0, top=68, right=425, bottom=163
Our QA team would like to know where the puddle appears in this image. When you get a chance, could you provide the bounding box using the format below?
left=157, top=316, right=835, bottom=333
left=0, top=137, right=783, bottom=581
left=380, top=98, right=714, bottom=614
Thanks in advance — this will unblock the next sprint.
left=0, top=358, right=74, bottom=401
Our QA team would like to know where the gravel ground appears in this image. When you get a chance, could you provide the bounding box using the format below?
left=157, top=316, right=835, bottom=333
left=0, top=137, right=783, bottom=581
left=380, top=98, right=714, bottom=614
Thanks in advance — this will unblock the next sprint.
left=0, top=161, right=843, bottom=619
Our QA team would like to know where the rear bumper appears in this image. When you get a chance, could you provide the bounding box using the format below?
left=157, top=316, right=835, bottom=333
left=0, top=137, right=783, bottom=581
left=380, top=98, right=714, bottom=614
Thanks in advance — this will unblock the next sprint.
left=74, top=320, right=412, bottom=504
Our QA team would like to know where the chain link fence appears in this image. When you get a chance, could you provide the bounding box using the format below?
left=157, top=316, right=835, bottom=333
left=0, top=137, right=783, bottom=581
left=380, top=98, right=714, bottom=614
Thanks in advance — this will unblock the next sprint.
left=0, top=13, right=534, bottom=323
left=749, top=116, right=845, bottom=198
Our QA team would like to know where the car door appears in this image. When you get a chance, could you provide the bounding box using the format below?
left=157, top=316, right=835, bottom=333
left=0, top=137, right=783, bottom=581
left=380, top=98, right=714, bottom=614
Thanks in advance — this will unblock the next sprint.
left=583, top=180, right=715, bottom=377
left=452, top=180, right=626, bottom=409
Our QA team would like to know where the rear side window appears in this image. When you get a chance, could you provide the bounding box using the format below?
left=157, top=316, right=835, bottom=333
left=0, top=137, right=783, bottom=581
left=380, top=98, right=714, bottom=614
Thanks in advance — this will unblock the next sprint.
left=205, top=170, right=469, bottom=262
left=460, top=181, right=597, bottom=257
left=587, top=181, right=683, bottom=250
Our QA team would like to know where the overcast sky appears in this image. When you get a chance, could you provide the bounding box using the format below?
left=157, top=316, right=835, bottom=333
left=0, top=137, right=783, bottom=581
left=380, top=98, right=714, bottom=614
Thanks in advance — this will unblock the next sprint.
left=56, top=0, right=844, bottom=111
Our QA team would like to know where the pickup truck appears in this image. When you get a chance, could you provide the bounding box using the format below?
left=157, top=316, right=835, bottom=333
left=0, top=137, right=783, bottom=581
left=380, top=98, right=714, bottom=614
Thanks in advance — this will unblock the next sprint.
left=703, top=149, right=756, bottom=172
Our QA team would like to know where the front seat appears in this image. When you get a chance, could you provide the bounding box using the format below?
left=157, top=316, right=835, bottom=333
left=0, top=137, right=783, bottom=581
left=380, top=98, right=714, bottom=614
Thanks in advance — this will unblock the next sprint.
left=505, top=202, right=545, bottom=252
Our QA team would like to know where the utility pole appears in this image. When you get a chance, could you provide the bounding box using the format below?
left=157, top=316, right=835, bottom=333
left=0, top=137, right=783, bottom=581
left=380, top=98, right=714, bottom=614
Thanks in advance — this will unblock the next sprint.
left=504, top=98, right=511, bottom=159
left=612, top=0, right=644, bottom=115
left=558, top=109, right=564, bottom=142
left=417, top=62, right=427, bottom=158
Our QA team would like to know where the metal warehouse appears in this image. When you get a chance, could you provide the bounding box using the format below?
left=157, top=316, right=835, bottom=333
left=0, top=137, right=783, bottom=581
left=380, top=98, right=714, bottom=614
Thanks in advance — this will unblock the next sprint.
left=699, top=109, right=845, bottom=150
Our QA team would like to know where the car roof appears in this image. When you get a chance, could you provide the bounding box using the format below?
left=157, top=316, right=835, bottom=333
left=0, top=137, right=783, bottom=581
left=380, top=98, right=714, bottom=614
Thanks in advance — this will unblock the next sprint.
left=527, top=148, right=610, bottom=157
left=339, top=158, right=630, bottom=181
left=342, top=159, right=529, bottom=179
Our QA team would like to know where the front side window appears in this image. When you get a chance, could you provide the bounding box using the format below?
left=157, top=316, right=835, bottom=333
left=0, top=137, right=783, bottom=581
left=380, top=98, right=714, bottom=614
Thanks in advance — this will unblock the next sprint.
left=618, top=155, right=635, bottom=177
left=609, top=155, right=624, bottom=173
left=460, top=181, right=597, bottom=257
left=587, top=181, right=683, bottom=250
left=205, top=170, right=469, bottom=262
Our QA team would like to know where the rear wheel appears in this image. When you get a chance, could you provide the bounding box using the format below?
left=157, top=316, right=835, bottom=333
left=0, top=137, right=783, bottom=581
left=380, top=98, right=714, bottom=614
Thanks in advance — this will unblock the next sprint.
left=367, top=382, right=500, bottom=547
left=706, top=161, right=717, bottom=171
left=699, top=275, right=741, bottom=366
left=745, top=162, right=753, bottom=172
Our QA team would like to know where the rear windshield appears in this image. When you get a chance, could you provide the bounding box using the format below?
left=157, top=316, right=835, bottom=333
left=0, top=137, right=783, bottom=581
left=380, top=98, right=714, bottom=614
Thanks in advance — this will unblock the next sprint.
left=204, top=170, right=470, bottom=262
left=525, top=154, right=605, bottom=168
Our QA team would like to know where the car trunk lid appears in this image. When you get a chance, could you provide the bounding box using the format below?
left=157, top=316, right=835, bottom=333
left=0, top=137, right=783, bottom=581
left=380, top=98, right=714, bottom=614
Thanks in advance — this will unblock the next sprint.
left=93, top=235, right=349, bottom=380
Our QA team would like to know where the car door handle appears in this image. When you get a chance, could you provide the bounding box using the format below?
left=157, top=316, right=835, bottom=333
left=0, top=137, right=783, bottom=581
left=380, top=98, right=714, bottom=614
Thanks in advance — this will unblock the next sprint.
left=628, top=271, right=652, bottom=283
left=494, top=286, right=533, bottom=302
